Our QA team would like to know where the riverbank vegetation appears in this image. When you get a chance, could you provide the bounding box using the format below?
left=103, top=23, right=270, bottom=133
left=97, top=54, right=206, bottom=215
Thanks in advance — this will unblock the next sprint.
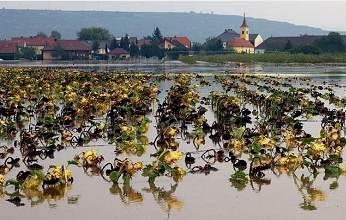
left=179, top=52, right=346, bottom=64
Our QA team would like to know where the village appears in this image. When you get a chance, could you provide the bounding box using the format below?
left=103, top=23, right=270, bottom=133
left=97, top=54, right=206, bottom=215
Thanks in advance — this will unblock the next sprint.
left=0, top=14, right=345, bottom=61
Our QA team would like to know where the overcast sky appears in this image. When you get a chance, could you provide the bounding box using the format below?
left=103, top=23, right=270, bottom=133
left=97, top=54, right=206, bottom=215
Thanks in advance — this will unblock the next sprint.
left=1, top=1, right=345, bottom=31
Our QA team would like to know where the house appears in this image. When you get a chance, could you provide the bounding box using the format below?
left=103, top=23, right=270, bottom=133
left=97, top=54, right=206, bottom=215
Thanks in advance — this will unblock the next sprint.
left=109, top=48, right=130, bottom=59
left=159, top=37, right=190, bottom=50
left=165, top=36, right=192, bottom=49
left=216, top=29, right=239, bottom=48
left=137, top=39, right=152, bottom=47
left=12, top=36, right=56, bottom=56
left=42, top=40, right=91, bottom=60
left=216, top=14, right=262, bottom=53
left=0, top=41, right=18, bottom=60
left=255, top=35, right=346, bottom=53
left=249, top=34, right=264, bottom=48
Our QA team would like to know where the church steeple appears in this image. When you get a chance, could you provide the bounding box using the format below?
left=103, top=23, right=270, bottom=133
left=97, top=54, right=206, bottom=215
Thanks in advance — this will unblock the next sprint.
left=240, top=13, right=249, bottom=41
left=241, top=13, right=248, bottom=28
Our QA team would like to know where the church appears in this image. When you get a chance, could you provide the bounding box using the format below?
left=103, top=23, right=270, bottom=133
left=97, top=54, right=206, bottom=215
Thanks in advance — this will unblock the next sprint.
left=216, top=14, right=263, bottom=54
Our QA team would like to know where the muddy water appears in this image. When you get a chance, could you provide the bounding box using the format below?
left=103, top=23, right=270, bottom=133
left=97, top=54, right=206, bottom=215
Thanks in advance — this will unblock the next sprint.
left=1, top=73, right=346, bottom=220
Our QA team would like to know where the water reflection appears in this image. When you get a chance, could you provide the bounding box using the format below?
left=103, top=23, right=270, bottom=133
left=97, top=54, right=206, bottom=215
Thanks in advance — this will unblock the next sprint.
left=109, top=184, right=143, bottom=205
left=3, top=183, right=77, bottom=208
left=142, top=182, right=183, bottom=215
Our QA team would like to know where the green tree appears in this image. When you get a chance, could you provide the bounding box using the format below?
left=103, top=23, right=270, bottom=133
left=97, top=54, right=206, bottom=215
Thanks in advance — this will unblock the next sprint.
left=316, top=32, right=344, bottom=53
left=129, top=43, right=140, bottom=57
left=284, top=40, right=293, bottom=51
left=166, top=46, right=188, bottom=60
left=120, top=34, right=130, bottom=51
left=110, top=38, right=119, bottom=50
left=36, top=32, right=47, bottom=37
left=291, top=45, right=320, bottom=55
left=77, top=27, right=111, bottom=41
left=191, top=42, right=203, bottom=52
left=203, top=37, right=223, bottom=51
left=152, top=27, right=163, bottom=43
left=50, top=30, right=61, bottom=39
left=92, top=41, right=100, bottom=53
left=20, top=47, right=36, bottom=60
left=140, top=44, right=164, bottom=59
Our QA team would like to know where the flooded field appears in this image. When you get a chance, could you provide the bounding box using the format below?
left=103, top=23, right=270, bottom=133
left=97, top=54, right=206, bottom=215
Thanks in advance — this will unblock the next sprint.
left=0, top=67, right=346, bottom=220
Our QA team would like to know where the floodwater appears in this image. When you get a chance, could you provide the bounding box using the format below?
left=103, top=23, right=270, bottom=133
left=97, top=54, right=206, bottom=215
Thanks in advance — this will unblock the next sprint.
left=1, top=66, right=346, bottom=220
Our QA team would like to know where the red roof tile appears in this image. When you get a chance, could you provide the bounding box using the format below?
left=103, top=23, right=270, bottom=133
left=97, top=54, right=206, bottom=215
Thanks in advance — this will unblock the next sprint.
left=172, top=36, right=191, bottom=48
left=12, top=36, right=55, bottom=47
left=43, top=40, right=91, bottom=51
left=0, top=41, right=18, bottom=54
left=165, top=36, right=191, bottom=48
left=110, top=48, right=129, bottom=55
left=230, top=38, right=254, bottom=48
left=137, top=39, right=152, bottom=47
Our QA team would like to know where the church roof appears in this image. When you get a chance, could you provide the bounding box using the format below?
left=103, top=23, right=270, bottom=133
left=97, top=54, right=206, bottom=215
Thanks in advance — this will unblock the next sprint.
left=240, top=14, right=248, bottom=28
left=230, top=38, right=254, bottom=48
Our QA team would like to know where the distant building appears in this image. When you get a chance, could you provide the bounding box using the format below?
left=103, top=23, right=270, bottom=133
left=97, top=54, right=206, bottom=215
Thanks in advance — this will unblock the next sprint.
left=249, top=34, right=264, bottom=48
left=216, top=29, right=239, bottom=48
left=137, top=39, right=152, bottom=47
left=42, top=40, right=91, bottom=60
left=109, top=48, right=130, bottom=59
left=159, top=36, right=192, bottom=50
left=230, top=37, right=254, bottom=53
left=255, top=35, right=346, bottom=53
left=0, top=41, right=18, bottom=60
left=216, top=14, right=263, bottom=53
left=83, top=40, right=111, bottom=55
left=12, top=36, right=56, bottom=56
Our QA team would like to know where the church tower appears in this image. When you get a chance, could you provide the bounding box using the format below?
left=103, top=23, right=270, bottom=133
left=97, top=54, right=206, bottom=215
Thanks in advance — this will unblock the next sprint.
left=240, top=13, right=249, bottom=41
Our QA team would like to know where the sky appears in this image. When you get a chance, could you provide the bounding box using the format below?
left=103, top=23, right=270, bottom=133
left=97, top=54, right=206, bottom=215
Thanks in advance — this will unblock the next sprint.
left=0, top=1, right=345, bottom=31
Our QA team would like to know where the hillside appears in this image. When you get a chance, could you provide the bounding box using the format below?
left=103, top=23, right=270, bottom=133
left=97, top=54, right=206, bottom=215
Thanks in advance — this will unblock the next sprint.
left=0, top=9, right=331, bottom=42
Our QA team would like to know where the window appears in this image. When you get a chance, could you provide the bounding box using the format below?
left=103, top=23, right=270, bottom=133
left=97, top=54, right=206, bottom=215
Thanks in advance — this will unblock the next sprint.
left=242, top=31, right=244, bottom=34
left=246, top=31, right=248, bottom=34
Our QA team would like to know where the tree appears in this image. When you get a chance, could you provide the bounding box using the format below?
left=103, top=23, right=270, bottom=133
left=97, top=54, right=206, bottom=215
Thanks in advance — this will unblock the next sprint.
left=152, top=27, right=163, bottom=43
left=291, top=45, right=320, bottom=55
left=36, top=32, right=47, bottom=37
left=140, top=44, right=164, bottom=59
left=110, top=38, right=119, bottom=50
left=50, top=30, right=61, bottom=39
left=166, top=46, right=188, bottom=60
left=191, top=42, right=202, bottom=52
left=129, top=43, right=140, bottom=57
left=316, top=32, right=344, bottom=53
left=77, top=27, right=111, bottom=41
left=20, top=47, right=36, bottom=60
left=203, top=37, right=223, bottom=51
left=284, top=40, right=293, bottom=51
left=92, top=41, right=100, bottom=53
left=143, top=35, right=153, bottom=40
left=120, top=34, right=130, bottom=51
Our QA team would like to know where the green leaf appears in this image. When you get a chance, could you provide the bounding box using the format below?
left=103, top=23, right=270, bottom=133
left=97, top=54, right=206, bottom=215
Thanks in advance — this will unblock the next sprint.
left=67, top=160, right=81, bottom=167
left=109, top=171, right=121, bottom=184
left=122, top=174, right=131, bottom=185
left=31, top=170, right=45, bottom=180
left=325, top=166, right=341, bottom=176
left=5, top=179, right=21, bottom=190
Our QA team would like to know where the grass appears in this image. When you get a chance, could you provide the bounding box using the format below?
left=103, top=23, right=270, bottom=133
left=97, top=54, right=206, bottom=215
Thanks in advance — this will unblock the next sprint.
left=178, top=55, right=197, bottom=64
left=179, top=52, right=346, bottom=64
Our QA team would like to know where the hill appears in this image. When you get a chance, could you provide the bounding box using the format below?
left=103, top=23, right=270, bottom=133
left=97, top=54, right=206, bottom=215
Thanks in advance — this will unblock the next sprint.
left=0, top=9, right=332, bottom=42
